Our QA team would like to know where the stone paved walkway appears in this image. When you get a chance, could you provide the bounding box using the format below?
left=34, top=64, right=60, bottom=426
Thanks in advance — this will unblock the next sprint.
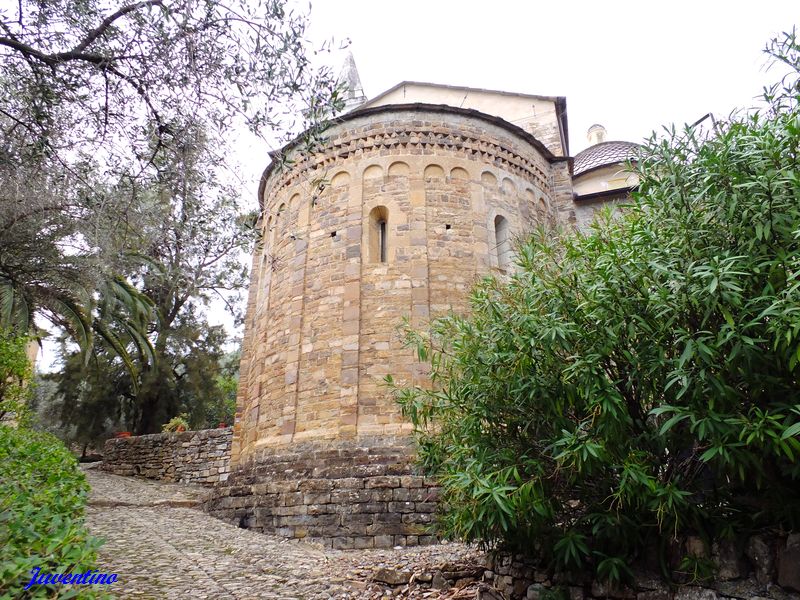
left=83, top=466, right=484, bottom=599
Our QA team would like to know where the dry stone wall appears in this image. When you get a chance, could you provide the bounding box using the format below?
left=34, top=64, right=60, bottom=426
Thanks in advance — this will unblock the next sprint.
left=102, top=428, right=232, bottom=486
left=481, top=534, right=800, bottom=600
left=203, top=436, right=441, bottom=549
left=363, top=537, right=799, bottom=598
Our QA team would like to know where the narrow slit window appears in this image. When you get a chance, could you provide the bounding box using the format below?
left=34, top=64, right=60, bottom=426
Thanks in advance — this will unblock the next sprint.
left=494, top=214, right=511, bottom=270
left=368, top=206, right=389, bottom=264
left=378, top=220, right=387, bottom=262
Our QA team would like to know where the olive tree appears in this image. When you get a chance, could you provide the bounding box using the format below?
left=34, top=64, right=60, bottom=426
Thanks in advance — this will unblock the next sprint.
left=0, top=0, right=341, bottom=347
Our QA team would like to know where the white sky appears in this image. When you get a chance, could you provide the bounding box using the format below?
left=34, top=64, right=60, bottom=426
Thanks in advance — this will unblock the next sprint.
left=301, top=0, right=798, bottom=155
left=37, top=0, right=800, bottom=371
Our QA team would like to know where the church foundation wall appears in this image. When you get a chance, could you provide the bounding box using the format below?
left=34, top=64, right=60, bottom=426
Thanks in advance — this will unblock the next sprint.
left=203, top=436, right=442, bottom=549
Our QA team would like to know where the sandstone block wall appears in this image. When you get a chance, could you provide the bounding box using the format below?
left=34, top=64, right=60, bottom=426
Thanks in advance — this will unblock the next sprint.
left=102, top=428, right=232, bottom=486
left=204, top=437, right=441, bottom=549
left=234, top=105, right=569, bottom=464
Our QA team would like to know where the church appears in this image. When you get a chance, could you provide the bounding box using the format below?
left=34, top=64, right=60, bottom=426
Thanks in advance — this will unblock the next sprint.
left=205, top=56, right=641, bottom=548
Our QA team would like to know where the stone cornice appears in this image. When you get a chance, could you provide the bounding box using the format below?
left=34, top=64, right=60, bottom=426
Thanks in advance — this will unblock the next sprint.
left=260, top=111, right=556, bottom=209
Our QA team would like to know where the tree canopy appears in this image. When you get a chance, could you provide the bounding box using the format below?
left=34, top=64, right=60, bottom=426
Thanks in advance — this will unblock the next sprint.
left=1, top=0, right=343, bottom=434
left=393, top=31, right=800, bottom=583
left=0, top=0, right=340, bottom=347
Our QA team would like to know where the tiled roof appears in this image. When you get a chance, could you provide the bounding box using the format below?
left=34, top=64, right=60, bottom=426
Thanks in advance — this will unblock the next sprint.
left=573, top=141, right=641, bottom=176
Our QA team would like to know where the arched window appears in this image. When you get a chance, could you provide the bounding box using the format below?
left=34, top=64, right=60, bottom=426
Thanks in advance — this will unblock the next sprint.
left=368, top=206, right=389, bottom=263
left=537, top=198, right=547, bottom=223
left=494, top=215, right=511, bottom=270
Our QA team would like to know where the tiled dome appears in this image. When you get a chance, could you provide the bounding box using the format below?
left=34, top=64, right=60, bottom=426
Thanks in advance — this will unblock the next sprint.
left=574, top=141, right=641, bottom=176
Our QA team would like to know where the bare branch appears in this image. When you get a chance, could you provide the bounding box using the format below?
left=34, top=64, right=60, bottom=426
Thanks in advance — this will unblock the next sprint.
left=64, top=0, right=165, bottom=57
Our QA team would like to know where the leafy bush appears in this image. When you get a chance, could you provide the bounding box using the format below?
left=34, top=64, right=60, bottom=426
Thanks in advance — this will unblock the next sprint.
left=0, top=425, right=106, bottom=598
left=162, top=413, right=190, bottom=433
left=0, top=329, right=32, bottom=424
left=392, top=32, right=800, bottom=583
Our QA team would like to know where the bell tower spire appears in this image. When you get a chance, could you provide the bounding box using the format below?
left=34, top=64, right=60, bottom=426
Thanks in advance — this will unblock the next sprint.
left=338, top=51, right=366, bottom=113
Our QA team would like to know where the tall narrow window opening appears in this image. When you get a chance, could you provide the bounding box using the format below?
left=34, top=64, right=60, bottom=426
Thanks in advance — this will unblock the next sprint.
left=379, top=219, right=387, bottom=263
left=368, top=206, right=389, bottom=263
left=494, top=214, right=511, bottom=270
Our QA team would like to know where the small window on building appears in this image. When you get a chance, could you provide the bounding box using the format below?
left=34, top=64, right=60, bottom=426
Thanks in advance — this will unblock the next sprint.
left=276, top=203, right=286, bottom=237
left=494, top=214, right=511, bottom=270
left=368, top=206, right=389, bottom=263
left=378, top=220, right=387, bottom=262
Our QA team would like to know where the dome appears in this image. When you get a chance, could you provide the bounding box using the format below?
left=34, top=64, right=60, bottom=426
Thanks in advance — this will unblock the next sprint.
left=573, top=141, right=641, bottom=177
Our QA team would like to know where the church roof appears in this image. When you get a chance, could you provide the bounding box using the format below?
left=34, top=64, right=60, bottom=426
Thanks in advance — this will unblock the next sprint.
left=359, top=81, right=569, bottom=156
left=573, top=141, right=641, bottom=176
left=360, top=81, right=563, bottom=108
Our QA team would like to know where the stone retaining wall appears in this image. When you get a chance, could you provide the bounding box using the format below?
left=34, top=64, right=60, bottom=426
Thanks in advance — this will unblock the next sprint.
left=203, top=436, right=441, bottom=549
left=483, top=534, right=800, bottom=600
left=361, top=537, right=800, bottom=598
left=102, top=428, right=232, bottom=486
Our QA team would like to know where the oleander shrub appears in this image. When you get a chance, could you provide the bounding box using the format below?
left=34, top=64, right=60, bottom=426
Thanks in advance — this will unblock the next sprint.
left=0, top=425, right=107, bottom=598
left=392, top=32, right=800, bottom=583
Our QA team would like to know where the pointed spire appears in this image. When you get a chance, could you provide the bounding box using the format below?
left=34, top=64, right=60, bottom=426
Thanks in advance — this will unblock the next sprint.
left=338, top=52, right=366, bottom=113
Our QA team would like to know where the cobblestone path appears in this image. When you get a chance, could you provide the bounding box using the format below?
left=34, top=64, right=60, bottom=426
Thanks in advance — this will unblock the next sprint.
left=83, top=467, right=483, bottom=600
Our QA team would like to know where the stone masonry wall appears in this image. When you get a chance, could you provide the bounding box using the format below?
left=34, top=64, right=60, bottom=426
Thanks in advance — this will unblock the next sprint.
left=363, top=536, right=799, bottom=599
left=102, top=428, right=232, bottom=486
left=482, top=534, right=800, bottom=600
left=204, top=436, right=441, bottom=549
left=234, top=106, right=559, bottom=463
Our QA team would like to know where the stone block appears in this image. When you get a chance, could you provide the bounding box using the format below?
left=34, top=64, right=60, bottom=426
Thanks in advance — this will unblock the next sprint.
left=331, top=537, right=354, bottom=550
left=365, top=521, right=404, bottom=536
left=306, top=504, right=334, bottom=516
left=350, top=502, right=387, bottom=514
left=271, top=505, right=307, bottom=516
left=388, top=501, right=415, bottom=513
left=370, top=489, right=393, bottom=502
left=303, top=492, right=331, bottom=504
left=746, top=535, right=775, bottom=586
left=282, top=492, right=303, bottom=506
left=353, top=536, right=374, bottom=549
left=331, top=489, right=372, bottom=504
left=778, top=534, right=800, bottom=592
left=711, top=539, right=746, bottom=581
left=672, top=587, right=718, bottom=600
left=400, top=476, right=425, bottom=488
left=266, top=481, right=299, bottom=494
left=366, top=476, right=400, bottom=488
left=402, top=512, right=431, bottom=524
left=636, top=591, right=671, bottom=600
left=408, top=488, right=435, bottom=502
left=392, top=488, right=411, bottom=501
left=373, top=567, right=412, bottom=585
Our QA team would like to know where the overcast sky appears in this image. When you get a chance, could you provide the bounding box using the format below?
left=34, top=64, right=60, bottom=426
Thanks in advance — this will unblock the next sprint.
left=213, top=0, right=800, bottom=348
left=38, top=1, right=800, bottom=370
left=300, top=0, right=798, bottom=155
